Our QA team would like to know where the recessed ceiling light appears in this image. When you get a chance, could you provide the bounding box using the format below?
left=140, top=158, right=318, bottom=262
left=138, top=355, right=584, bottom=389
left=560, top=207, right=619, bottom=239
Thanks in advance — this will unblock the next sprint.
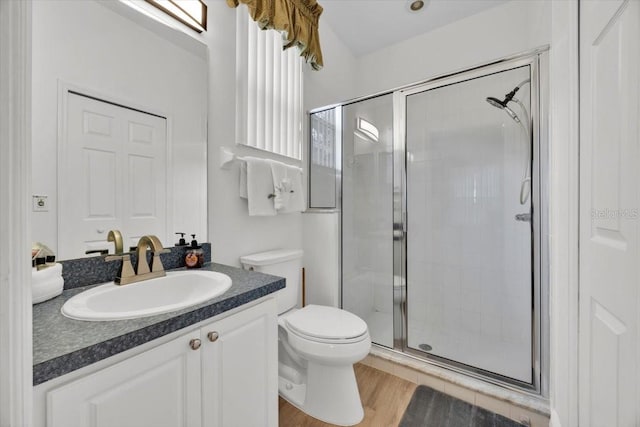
left=409, top=0, right=424, bottom=12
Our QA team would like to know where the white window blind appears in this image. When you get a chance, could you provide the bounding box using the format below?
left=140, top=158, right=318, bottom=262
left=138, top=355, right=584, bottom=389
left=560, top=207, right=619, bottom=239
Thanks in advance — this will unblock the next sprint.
left=236, top=11, right=303, bottom=160
left=310, top=108, right=336, bottom=168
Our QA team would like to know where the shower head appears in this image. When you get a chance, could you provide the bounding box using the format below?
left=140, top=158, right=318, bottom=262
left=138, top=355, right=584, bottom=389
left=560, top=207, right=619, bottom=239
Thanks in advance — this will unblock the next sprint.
left=486, top=96, right=506, bottom=109
left=486, top=86, right=520, bottom=108
left=486, top=79, right=530, bottom=124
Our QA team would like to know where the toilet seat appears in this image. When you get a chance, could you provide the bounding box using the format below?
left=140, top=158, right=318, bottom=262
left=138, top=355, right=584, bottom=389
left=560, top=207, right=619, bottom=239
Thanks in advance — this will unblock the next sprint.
left=284, top=305, right=369, bottom=344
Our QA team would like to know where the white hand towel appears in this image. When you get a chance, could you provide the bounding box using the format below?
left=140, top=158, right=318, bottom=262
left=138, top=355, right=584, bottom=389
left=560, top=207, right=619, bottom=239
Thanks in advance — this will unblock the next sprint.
left=32, top=263, right=64, bottom=304
left=244, top=157, right=277, bottom=216
left=270, top=160, right=305, bottom=213
left=270, top=160, right=293, bottom=210
left=284, top=167, right=305, bottom=213
left=239, top=160, right=248, bottom=199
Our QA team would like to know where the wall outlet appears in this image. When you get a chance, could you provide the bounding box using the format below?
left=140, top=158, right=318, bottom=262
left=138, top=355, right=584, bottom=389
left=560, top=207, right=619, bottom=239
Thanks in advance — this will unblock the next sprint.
left=32, top=195, right=48, bottom=212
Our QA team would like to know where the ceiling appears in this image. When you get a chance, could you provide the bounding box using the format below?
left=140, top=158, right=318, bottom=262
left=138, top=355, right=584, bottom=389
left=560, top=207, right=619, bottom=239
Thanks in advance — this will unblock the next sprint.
left=320, top=0, right=511, bottom=56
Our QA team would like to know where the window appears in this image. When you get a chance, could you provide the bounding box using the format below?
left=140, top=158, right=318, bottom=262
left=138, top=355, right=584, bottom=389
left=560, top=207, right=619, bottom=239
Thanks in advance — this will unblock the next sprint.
left=308, top=107, right=340, bottom=208
left=145, top=0, right=207, bottom=33
left=310, top=108, right=338, bottom=169
left=236, top=11, right=304, bottom=160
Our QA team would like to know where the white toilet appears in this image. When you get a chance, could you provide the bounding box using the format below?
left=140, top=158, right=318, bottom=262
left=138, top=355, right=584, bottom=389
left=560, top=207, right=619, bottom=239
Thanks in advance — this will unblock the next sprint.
left=240, top=249, right=371, bottom=426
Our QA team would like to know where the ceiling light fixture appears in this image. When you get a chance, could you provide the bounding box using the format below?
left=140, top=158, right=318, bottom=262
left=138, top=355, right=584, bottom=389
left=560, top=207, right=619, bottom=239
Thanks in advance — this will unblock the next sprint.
left=409, top=0, right=424, bottom=12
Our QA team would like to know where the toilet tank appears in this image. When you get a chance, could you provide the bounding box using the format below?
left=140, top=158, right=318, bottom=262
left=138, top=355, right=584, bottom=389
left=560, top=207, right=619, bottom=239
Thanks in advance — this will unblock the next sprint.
left=240, top=249, right=303, bottom=314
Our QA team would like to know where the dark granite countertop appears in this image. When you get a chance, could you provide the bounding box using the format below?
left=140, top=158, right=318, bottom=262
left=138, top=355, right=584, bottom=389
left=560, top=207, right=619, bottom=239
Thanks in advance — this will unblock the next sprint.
left=33, top=263, right=284, bottom=386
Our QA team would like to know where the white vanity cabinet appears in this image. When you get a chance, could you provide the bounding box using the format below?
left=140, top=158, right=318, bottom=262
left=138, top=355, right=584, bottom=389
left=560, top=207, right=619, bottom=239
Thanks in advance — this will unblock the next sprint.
left=201, top=299, right=278, bottom=427
left=36, top=298, right=277, bottom=427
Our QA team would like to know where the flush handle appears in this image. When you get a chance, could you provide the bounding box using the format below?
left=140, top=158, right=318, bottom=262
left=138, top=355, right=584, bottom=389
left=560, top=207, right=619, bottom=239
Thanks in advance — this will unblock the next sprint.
left=207, top=331, right=219, bottom=342
left=189, top=338, right=202, bottom=350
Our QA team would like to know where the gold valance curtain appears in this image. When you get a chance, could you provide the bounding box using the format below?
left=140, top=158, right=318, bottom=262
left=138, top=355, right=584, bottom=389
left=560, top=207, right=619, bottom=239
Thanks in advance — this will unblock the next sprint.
left=227, top=0, right=324, bottom=70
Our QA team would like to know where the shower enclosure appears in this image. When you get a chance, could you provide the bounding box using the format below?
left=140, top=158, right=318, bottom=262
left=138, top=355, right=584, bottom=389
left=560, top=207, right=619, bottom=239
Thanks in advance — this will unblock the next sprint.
left=309, top=52, right=546, bottom=392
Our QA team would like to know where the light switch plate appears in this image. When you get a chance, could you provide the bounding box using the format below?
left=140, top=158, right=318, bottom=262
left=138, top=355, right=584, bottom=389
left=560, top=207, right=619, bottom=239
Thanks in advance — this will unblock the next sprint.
left=32, top=195, right=48, bottom=212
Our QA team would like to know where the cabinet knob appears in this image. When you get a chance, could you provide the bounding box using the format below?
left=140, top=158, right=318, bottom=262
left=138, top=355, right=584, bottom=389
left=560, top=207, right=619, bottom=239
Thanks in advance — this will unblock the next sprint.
left=207, top=331, right=219, bottom=342
left=189, top=338, right=202, bottom=350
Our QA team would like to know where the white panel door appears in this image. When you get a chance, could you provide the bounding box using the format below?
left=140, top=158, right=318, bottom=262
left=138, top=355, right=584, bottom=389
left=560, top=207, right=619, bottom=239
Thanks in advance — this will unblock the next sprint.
left=47, top=330, right=202, bottom=427
left=60, top=92, right=167, bottom=258
left=579, top=0, right=640, bottom=426
left=121, top=107, right=167, bottom=249
left=201, top=300, right=278, bottom=427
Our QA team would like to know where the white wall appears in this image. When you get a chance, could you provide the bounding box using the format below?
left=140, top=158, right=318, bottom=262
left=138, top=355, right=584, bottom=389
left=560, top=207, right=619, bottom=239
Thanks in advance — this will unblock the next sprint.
left=355, top=0, right=552, bottom=97
left=301, top=213, right=340, bottom=307
left=31, top=0, right=207, bottom=256
left=204, top=2, right=303, bottom=267
left=304, top=21, right=359, bottom=110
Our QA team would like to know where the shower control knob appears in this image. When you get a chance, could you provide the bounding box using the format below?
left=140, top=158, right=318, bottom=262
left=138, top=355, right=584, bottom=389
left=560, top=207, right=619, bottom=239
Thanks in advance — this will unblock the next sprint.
left=207, top=331, right=219, bottom=342
left=189, top=339, right=202, bottom=350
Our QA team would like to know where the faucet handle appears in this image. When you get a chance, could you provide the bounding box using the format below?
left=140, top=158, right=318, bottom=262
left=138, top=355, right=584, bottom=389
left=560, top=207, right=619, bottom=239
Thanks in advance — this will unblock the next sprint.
left=86, top=249, right=108, bottom=256
left=155, top=248, right=171, bottom=255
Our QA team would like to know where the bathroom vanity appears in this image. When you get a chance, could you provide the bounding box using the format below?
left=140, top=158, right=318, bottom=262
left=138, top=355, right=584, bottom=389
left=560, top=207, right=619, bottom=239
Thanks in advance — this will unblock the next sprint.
left=32, top=263, right=283, bottom=427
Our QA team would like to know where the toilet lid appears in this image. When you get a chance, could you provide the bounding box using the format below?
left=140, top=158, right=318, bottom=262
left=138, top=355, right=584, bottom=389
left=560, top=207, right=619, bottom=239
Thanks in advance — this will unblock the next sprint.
left=285, top=305, right=368, bottom=341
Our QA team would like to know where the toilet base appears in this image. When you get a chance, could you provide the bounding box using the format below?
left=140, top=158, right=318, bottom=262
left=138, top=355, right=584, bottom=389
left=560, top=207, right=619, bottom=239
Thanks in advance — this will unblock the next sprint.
left=279, top=362, right=364, bottom=427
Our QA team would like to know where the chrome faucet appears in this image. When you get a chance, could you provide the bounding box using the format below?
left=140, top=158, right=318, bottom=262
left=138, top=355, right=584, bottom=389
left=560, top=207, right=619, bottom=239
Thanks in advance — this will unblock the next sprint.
left=106, top=235, right=170, bottom=285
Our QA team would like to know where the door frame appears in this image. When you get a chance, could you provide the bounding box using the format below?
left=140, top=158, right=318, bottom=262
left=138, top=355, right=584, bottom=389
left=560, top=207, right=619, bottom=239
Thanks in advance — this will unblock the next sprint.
left=0, top=0, right=33, bottom=425
left=548, top=0, right=580, bottom=425
left=393, top=50, right=549, bottom=395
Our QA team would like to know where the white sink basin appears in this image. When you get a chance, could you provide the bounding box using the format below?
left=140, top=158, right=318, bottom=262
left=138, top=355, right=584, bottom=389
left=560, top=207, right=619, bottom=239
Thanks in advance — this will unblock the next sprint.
left=61, top=270, right=232, bottom=321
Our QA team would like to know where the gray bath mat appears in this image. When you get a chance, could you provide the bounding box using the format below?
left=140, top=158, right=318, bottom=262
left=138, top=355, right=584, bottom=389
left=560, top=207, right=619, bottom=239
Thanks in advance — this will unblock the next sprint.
left=400, top=385, right=526, bottom=427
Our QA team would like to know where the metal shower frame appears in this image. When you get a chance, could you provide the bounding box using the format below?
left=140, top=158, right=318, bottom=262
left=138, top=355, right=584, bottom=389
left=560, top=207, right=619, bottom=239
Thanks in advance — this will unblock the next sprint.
left=393, top=50, right=548, bottom=395
left=308, top=46, right=549, bottom=397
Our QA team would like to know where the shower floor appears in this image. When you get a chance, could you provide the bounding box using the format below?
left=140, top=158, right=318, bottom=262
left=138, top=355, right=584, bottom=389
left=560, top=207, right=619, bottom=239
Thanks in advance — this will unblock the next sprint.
left=407, top=326, right=531, bottom=383
left=361, top=310, right=531, bottom=384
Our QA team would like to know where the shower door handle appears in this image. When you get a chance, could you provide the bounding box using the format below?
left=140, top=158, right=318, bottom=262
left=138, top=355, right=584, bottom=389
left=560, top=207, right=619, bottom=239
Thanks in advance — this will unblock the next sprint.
left=393, top=223, right=404, bottom=241
left=515, top=213, right=531, bottom=222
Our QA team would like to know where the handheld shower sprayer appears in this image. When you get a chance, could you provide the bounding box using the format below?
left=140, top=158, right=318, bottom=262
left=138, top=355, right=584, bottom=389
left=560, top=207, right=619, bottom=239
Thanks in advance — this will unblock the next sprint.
left=486, top=78, right=532, bottom=205
left=485, top=79, right=530, bottom=117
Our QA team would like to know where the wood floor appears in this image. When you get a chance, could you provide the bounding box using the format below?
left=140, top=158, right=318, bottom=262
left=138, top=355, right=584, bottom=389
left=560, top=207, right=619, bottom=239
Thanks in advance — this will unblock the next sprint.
left=279, top=363, right=417, bottom=427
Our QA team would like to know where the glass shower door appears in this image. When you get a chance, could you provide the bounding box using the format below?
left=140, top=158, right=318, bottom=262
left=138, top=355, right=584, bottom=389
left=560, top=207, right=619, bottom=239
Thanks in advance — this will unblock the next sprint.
left=404, top=66, right=534, bottom=383
left=342, top=94, right=394, bottom=348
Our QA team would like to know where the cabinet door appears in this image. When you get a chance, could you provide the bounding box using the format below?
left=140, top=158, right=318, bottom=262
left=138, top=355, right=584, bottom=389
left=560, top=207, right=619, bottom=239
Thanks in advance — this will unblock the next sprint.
left=201, top=299, right=278, bottom=427
left=47, top=330, right=202, bottom=427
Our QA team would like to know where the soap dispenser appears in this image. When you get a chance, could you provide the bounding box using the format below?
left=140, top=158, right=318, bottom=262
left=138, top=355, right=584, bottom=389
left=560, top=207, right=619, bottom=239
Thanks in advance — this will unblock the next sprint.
left=175, top=232, right=188, bottom=247
left=185, top=234, right=204, bottom=269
